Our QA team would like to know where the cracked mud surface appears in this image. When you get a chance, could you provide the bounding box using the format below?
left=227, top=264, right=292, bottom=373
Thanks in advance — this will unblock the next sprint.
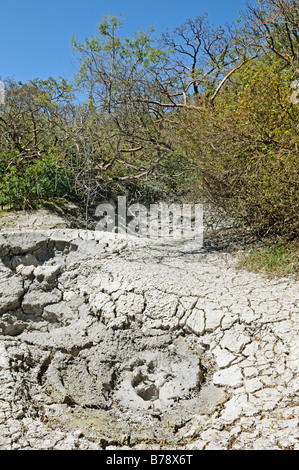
left=0, top=213, right=298, bottom=450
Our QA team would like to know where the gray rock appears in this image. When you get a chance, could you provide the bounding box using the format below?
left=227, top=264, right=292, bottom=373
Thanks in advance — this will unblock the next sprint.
left=0, top=275, right=24, bottom=314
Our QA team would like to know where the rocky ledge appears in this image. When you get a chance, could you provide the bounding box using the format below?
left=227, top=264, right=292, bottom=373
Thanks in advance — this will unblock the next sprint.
left=0, top=215, right=298, bottom=450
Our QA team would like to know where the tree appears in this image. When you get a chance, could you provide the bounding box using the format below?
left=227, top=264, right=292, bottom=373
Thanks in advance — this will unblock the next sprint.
left=70, top=15, right=188, bottom=189
left=143, top=14, right=257, bottom=112
left=244, top=0, right=299, bottom=75
left=71, top=15, right=167, bottom=112
left=169, top=52, right=299, bottom=239
left=0, top=78, right=77, bottom=208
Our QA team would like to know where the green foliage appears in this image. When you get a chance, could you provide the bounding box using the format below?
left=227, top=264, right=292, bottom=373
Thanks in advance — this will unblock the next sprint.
left=0, top=5, right=298, bottom=246
left=71, top=14, right=167, bottom=113
left=172, top=54, right=298, bottom=239
left=237, top=242, right=299, bottom=278
left=0, top=155, right=74, bottom=209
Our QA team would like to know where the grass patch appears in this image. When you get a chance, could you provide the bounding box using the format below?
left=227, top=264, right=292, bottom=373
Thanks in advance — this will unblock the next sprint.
left=237, top=241, right=299, bottom=279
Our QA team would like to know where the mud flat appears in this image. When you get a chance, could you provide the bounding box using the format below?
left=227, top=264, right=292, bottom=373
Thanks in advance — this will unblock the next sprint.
left=0, top=213, right=298, bottom=450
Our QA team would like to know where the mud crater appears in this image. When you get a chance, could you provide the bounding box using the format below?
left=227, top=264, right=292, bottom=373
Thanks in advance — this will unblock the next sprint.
left=0, top=231, right=226, bottom=446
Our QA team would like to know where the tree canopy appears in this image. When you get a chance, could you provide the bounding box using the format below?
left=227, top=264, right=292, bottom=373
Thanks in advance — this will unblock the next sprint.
left=0, top=2, right=298, bottom=239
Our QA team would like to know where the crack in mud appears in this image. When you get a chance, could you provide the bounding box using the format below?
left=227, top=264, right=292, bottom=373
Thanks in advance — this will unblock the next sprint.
left=0, top=229, right=298, bottom=450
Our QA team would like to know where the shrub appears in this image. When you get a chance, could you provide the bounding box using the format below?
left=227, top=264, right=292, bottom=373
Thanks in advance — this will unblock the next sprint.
left=0, top=155, right=75, bottom=209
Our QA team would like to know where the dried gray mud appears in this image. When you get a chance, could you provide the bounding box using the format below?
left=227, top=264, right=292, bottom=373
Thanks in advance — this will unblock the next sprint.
left=0, top=210, right=298, bottom=450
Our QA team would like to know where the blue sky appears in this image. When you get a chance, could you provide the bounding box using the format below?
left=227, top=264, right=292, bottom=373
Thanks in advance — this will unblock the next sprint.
left=0, top=0, right=249, bottom=83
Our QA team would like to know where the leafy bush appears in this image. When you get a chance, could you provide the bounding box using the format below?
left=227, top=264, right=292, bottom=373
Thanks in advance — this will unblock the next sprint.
left=171, top=57, right=299, bottom=240
left=0, top=155, right=75, bottom=209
